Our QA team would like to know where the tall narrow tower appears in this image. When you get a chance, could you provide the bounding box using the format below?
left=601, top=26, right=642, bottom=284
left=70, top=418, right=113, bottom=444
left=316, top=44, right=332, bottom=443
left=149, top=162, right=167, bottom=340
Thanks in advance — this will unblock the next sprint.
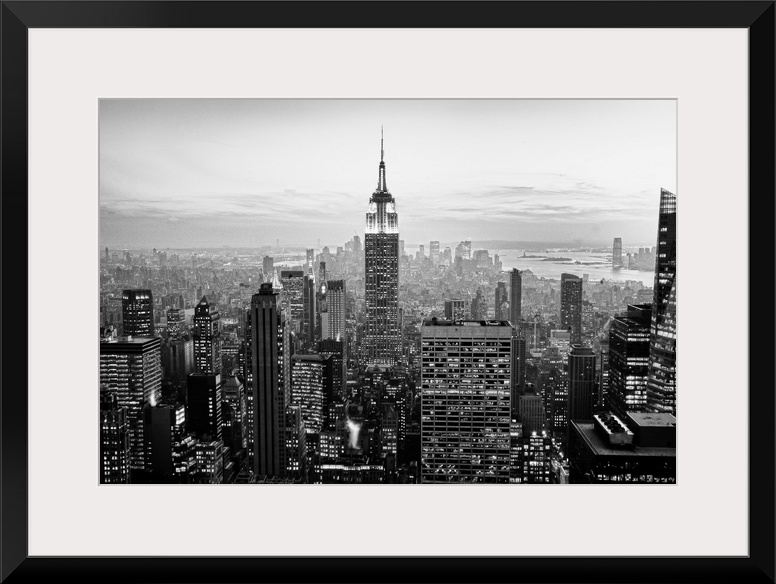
left=364, top=128, right=400, bottom=365
left=647, top=188, right=677, bottom=416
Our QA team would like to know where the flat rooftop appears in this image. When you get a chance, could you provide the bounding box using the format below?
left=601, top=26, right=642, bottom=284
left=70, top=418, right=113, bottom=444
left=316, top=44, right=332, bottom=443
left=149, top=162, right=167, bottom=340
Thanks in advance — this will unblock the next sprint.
left=422, top=319, right=512, bottom=327
left=571, top=421, right=676, bottom=458
left=627, top=412, right=677, bottom=428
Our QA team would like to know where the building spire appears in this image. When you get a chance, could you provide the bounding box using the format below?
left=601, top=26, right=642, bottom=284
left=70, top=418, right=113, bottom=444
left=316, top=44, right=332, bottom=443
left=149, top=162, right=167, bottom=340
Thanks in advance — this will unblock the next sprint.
left=377, top=126, right=388, bottom=192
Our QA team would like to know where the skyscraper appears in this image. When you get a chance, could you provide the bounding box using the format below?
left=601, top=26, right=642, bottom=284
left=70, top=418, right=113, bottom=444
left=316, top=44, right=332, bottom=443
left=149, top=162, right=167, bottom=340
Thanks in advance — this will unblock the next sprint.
left=290, top=354, right=332, bottom=435
left=509, top=269, right=522, bottom=327
left=166, top=307, right=186, bottom=340
left=612, top=237, right=623, bottom=269
left=429, top=240, right=440, bottom=264
left=306, top=248, right=315, bottom=270
left=560, top=273, right=583, bottom=344
left=495, top=281, right=508, bottom=321
left=420, top=319, right=512, bottom=483
left=122, top=289, right=154, bottom=337
left=364, top=129, right=400, bottom=365
left=568, top=345, right=597, bottom=423
left=303, top=273, right=316, bottom=342
left=325, top=280, right=346, bottom=342
left=647, top=188, right=677, bottom=416
left=193, top=296, right=220, bottom=374
left=186, top=373, right=223, bottom=442
left=262, top=256, right=274, bottom=282
left=280, top=270, right=305, bottom=334
left=608, top=304, right=652, bottom=418
left=249, top=283, right=288, bottom=477
left=100, top=336, right=162, bottom=473
left=143, top=402, right=186, bottom=482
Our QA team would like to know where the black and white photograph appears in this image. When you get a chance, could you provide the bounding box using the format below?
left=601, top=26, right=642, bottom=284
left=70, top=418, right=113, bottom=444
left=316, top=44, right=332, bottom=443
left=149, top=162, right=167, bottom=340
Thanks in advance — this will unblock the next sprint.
left=99, top=99, right=677, bottom=485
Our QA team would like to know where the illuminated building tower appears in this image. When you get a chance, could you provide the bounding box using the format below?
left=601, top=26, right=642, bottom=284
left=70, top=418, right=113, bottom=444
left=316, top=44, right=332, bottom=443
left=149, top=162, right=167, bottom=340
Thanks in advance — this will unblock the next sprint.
left=143, top=402, right=185, bottom=483
left=420, top=319, right=512, bottom=483
left=166, top=307, right=186, bottom=340
left=193, top=296, right=220, bottom=374
left=281, top=269, right=305, bottom=334
left=306, top=248, right=315, bottom=270
left=444, top=299, right=468, bottom=321
left=509, top=269, right=522, bottom=327
left=364, top=129, right=401, bottom=365
left=612, top=237, right=623, bottom=269
left=100, top=336, right=162, bottom=474
left=560, top=273, right=583, bottom=344
left=608, top=304, right=652, bottom=418
left=325, top=280, right=346, bottom=342
left=186, top=373, right=223, bottom=441
left=548, top=368, right=569, bottom=441
left=100, top=392, right=131, bottom=484
left=429, top=241, right=440, bottom=264
left=318, top=339, right=346, bottom=400
left=647, top=188, right=677, bottom=416
left=568, top=345, right=597, bottom=424
left=249, top=283, right=289, bottom=477
left=303, top=273, right=316, bottom=342
left=495, top=282, right=508, bottom=320
left=291, top=354, right=332, bottom=435
left=122, top=289, right=154, bottom=337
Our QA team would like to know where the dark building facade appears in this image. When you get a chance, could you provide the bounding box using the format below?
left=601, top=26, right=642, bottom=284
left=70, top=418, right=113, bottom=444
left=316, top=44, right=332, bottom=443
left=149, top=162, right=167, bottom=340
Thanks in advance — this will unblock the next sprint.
left=509, top=269, right=522, bottom=327
left=186, top=373, right=223, bottom=442
left=560, top=273, right=583, bottom=344
left=608, top=304, right=652, bottom=419
left=121, top=289, right=154, bottom=337
left=568, top=345, right=597, bottom=424
left=249, top=283, right=289, bottom=477
left=647, top=188, right=677, bottom=416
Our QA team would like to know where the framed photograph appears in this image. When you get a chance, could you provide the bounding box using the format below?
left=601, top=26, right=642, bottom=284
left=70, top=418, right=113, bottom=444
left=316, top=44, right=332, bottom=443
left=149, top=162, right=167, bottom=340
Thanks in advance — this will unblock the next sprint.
left=2, top=1, right=773, bottom=582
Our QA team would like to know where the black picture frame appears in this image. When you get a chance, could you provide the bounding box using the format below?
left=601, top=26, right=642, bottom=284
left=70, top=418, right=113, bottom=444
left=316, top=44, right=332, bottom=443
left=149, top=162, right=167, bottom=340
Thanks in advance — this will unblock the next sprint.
left=1, top=2, right=773, bottom=582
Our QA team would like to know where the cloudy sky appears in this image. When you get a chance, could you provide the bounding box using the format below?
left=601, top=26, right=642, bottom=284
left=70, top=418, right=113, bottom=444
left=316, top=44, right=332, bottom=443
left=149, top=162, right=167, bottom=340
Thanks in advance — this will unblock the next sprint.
left=99, top=99, right=675, bottom=249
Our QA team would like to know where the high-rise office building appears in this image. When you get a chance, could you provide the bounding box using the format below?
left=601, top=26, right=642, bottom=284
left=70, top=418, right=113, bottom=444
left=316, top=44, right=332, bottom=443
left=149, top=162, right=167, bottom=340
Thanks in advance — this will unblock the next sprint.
left=568, top=345, right=597, bottom=423
left=122, top=289, right=154, bottom=337
left=100, top=336, right=162, bottom=473
left=608, top=304, right=652, bottom=418
left=193, top=296, right=220, bottom=374
left=143, top=402, right=186, bottom=482
left=518, top=386, right=545, bottom=436
left=249, top=283, right=289, bottom=477
left=306, top=248, right=315, bottom=270
left=303, top=273, right=316, bottom=342
left=495, top=282, right=508, bottom=321
left=470, top=288, right=487, bottom=320
left=510, top=269, right=522, bottom=327
left=290, top=354, right=332, bottom=435
left=364, top=130, right=401, bottom=365
left=560, top=273, right=583, bottom=344
left=444, top=299, right=468, bottom=321
left=325, top=280, right=346, bottom=342
left=318, top=339, right=346, bottom=401
left=262, top=256, right=274, bottom=282
left=166, top=307, right=186, bottom=340
left=280, top=270, right=305, bottom=333
left=511, top=334, right=527, bottom=414
left=100, top=392, right=131, bottom=483
left=429, top=241, right=440, bottom=264
left=420, top=319, right=512, bottom=483
left=222, top=375, right=247, bottom=455
left=186, top=373, right=223, bottom=442
left=647, top=188, right=677, bottom=416
left=612, top=237, right=623, bottom=269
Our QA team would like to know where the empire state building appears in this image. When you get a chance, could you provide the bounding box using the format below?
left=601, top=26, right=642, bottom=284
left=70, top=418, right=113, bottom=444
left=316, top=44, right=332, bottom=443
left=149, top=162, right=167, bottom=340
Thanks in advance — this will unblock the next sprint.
left=364, top=129, right=401, bottom=365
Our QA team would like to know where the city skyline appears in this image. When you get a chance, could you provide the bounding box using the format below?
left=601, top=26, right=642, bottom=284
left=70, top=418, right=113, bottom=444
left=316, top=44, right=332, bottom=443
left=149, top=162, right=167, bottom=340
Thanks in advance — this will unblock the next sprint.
left=99, top=99, right=676, bottom=249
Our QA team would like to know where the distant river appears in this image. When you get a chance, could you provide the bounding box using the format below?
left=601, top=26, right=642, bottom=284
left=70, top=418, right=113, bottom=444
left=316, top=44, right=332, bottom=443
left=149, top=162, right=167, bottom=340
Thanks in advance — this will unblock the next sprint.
left=495, top=250, right=655, bottom=286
